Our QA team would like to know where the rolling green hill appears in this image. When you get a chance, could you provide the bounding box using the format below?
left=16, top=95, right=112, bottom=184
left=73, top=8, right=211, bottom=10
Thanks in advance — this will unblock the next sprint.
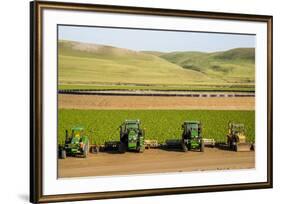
left=59, top=40, right=216, bottom=86
left=158, top=48, right=255, bottom=83
left=58, top=40, right=255, bottom=90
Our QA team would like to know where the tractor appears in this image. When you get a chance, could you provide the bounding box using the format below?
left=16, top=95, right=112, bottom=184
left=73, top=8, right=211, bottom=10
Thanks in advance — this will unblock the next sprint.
left=118, top=120, right=145, bottom=153
left=165, top=121, right=204, bottom=152
left=59, top=127, right=90, bottom=159
left=226, top=122, right=252, bottom=152
left=181, top=121, right=204, bottom=152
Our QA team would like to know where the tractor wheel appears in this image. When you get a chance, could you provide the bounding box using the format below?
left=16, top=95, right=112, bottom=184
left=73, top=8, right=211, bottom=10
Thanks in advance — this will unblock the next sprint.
left=181, top=142, right=188, bottom=152
left=118, top=142, right=126, bottom=153
left=137, top=145, right=144, bottom=153
left=83, top=142, right=89, bottom=158
left=234, top=144, right=238, bottom=152
left=229, top=141, right=235, bottom=151
left=91, top=145, right=99, bottom=154
left=61, top=150, right=66, bottom=159
left=200, top=141, right=205, bottom=152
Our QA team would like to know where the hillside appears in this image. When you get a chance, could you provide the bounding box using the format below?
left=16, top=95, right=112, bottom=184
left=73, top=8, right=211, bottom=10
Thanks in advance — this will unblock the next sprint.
left=58, top=40, right=254, bottom=89
left=159, top=48, right=255, bottom=83
left=58, top=40, right=223, bottom=86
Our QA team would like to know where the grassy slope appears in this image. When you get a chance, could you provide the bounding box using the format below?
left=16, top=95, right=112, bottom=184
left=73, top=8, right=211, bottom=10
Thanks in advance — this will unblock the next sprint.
left=59, top=40, right=216, bottom=85
left=159, top=48, right=255, bottom=83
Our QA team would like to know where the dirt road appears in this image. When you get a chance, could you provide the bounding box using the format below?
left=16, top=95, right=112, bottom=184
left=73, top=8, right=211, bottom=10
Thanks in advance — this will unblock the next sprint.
left=58, top=148, right=255, bottom=178
left=58, top=94, right=254, bottom=110
left=59, top=90, right=255, bottom=97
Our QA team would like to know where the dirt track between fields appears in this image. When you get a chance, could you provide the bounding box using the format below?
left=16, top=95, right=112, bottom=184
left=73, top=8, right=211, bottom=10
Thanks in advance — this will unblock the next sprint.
left=58, top=94, right=255, bottom=110
left=58, top=148, right=255, bottom=178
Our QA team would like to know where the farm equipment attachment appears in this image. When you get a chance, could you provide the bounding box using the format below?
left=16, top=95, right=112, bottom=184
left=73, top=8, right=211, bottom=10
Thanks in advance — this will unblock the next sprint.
left=202, top=138, right=215, bottom=147
left=103, top=141, right=120, bottom=151
left=118, top=119, right=145, bottom=153
left=165, top=121, right=205, bottom=152
left=59, top=127, right=90, bottom=159
left=226, top=122, right=252, bottom=152
left=144, top=140, right=159, bottom=149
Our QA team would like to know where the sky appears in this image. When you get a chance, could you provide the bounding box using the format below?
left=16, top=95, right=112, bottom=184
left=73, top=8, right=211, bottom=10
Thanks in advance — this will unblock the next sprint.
left=58, top=25, right=255, bottom=53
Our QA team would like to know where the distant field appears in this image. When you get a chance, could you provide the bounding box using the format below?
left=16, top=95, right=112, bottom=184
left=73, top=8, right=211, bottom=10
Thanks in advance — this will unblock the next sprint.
left=58, top=109, right=255, bottom=145
left=58, top=94, right=255, bottom=110
left=58, top=40, right=255, bottom=91
left=58, top=83, right=255, bottom=92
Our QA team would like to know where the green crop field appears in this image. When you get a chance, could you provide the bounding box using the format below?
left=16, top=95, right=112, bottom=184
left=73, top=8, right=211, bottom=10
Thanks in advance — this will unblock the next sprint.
left=58, top=109, right=255, bottom=145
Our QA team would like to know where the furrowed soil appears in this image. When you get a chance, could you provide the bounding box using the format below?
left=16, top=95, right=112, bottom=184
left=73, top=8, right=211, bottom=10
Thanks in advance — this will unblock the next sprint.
left=58, top=148, right=255, bottom=178
left=58, top=94, right=254, bottom=110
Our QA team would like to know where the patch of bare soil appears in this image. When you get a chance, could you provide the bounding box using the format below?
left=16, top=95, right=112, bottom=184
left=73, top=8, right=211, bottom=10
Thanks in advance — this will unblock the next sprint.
left=58, top=94, right=255, bottom=110
left=58, top=148, right=255, bottom=178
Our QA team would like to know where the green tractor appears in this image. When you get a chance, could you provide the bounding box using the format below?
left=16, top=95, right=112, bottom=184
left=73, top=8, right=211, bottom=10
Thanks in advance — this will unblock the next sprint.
left=181, top=121, right=204, bottom=152
left=118, top=120, right=145, bottom=153
left=59, top=127, right=90, bottom=159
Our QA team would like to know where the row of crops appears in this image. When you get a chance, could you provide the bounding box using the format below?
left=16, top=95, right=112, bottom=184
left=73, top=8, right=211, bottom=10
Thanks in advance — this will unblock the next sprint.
left=58, top=109, right=255, bottom=145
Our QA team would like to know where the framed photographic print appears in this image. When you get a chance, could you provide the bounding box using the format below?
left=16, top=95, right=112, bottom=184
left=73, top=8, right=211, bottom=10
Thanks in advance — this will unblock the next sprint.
left=30, top=1, right=273, bottom=203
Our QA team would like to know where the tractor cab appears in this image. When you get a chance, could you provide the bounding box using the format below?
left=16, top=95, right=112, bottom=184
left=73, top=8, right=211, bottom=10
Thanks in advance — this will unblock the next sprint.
left=70, top=127, right=84, bottom=137
left=182, top=121, right=202, bottom=139
left=229, top=123, right=245, bottom=139
left=123, top=120, right=140, bottom=131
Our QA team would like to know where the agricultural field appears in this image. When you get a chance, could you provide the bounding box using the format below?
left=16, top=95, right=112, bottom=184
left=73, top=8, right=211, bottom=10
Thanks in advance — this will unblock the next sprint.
left=58, top=94, right=255, bottom=110
left=58, top=109, right=255, bottom=145
left=58, top=83, right=255, bottom=92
